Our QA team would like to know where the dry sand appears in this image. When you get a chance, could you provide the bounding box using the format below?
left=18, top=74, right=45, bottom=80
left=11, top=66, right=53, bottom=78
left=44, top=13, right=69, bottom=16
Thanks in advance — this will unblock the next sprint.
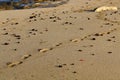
left=0, top=0, right=120, bottom=80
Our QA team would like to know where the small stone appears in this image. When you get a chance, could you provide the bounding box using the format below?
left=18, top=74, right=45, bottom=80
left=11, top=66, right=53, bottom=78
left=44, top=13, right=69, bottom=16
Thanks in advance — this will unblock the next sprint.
left=91, top=38, right=96, bottom=40
left=72, top=71, right=77, bottom=74
left=107, top=32, right=110, bottom=34
left=13, top=49, right=17, bottom=51
left=34, top=19, right=37, bottom=21
left=78, top=49, right=82, bottom=52
left=107, top=39, right=111, bottom=41
left=16, top=41, right=20, bottom=44
left=108, top=52, right=112, bottom=54
left=89, top=45, right=94, bottom=47
left=16, top=37, right=21, bottom=39
left=79, top=59, right=84, bottom=61
left=2, top=22, right=5, bottom=24
left=2, top=43, right=9, bottom=45
left=65, top=22, right=69, bottom=24
left=55, top=65, right=63, bottom=68
left=70, top=63, right=75, bottom=65
left=21, top=54, right=32, bottom=60
left=94, top=33, right=100, bottom=36
left=79, top=28, right=84, bottom=30
left=87, top=18, right=90, bottom=20
left=7, top=61, right=23, bottom=67
left=38, top=48, right=50, bottom=53
left=53, top=20, right=56, bottom=22
left=63, top=64, right=67, bottom=66
left=111, top=36, right=115, bottom=38
left=6, top=62, right=12, bottom=66
left=3, top=33, right=8, bottom=35
left=29, top=16, right=36, bottom=19
left=15, top=22, right=19, bottom=25
left=91, top=54, right=95, bottom=56
left=55, top=43, right=62, bottom=46
left=70, top=39, right=80, bottom=42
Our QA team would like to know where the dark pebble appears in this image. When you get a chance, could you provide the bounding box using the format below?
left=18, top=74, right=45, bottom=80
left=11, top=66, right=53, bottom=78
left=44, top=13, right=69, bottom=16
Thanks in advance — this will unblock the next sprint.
left=108, top=52, right=112, bottom=54
left=2, top=43, right=9, bottom=45
left=107, top=39, right=111, bottom=41
left=53, top=20, right=57, bottom=22
left=16, top=41, right=20, bottom=44
left=72, top=71, right=77, bottom=74
left=91, top=38, right=96, bottom=40
left=13, top=49, right=17, bottom=51
left=55, top=65, right=63, bottom=68
left=3, top=33, right=8, bottom=35
left=29, top=16, right=36, bottom=19
left=91, top=54, right=95, bottom=56
left=15, top=22, right=19, bottom=25
left=79, top=28, right=84, bottom=30
left=78, top=49, right=82, bottom=52
left=70, top=63, right=75, bottom=65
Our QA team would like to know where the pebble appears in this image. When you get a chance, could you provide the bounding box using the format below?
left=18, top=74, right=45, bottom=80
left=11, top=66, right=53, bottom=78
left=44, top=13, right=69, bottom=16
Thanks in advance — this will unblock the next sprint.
left=21, top=54, right=32, bottom=60
left=38, top=48, right=50, bottom=53
left=55, top=65, right=63, bottom=68
left=7, top=61, right=23, bottom=67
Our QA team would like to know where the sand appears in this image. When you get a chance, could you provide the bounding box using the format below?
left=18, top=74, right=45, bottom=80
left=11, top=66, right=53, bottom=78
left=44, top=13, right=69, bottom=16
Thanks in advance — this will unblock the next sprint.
left=0, top=0, right=120, bottom=80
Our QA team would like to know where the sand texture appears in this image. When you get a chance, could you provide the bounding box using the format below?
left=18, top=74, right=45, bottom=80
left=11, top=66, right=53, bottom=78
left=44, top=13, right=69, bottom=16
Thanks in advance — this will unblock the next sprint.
left=0, top=0, right=120, bottom=80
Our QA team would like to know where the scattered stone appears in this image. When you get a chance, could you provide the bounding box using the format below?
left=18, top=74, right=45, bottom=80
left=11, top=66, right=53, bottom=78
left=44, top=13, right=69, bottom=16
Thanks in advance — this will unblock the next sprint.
left=91, top=53, right=95, bottom=56
left=21, top=54, right=32, bottom=60
left=70, top=63, right=75, bottom=65
left=15, top=22, right=19, bottom=25
left=108, top=52, right=112, bottom=54
left=79, top=28, right=84, bottom=30
left=53, top=20, right=57, bottom=22
left=87, top=17, right=90, bottom=20
left=63, top=64, right=67, bottom=66
left=16, top=41, right=20, bottom=44
left=107, top=39, right=112, bottom=41
left=38, top=48, right=50, bottom=53
left=55, top=65, right=63, bottom=68
left=55, top=43, right=62, bottom=46
left=95, top=6, right=118, bottom=12
left=2, top=42, right=9, bottom=45
left=79, top=59, right=84, bottom=61
left=94, top=33, right=104, bottom=36
left=72, top=71, right=77, bottom=74
left=70, top=39, right=80, bottom=42
left=13, top=49, right=17, bottom=51
left=106, top=32, right=111, bottom=34
left=7, top=61, right=23, bottom=67
left=89, top=45, right=94, bottom=47
left=3, top=33, right=8, bottom=35
left=77, top=49, right=82, bottom=52
left=111, top=36, right=115, bottom=38
left=90, top=38, right=96, bottom=40
left=29, top=15, right=36, bottom=19
left=6, top=62, right=12, bottom=66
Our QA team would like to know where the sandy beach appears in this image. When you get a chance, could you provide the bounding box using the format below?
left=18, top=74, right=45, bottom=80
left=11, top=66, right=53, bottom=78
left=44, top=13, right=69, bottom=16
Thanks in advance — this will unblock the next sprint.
left=0, top=0, right=120, bottom=80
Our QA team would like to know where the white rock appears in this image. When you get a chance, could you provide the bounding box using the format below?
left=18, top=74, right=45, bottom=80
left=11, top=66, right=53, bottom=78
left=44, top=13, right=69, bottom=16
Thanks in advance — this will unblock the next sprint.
left=95, top=6, right=118, bottom=12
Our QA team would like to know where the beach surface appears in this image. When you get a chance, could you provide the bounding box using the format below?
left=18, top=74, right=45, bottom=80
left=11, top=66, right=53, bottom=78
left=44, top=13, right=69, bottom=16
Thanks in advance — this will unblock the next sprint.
left=0, top=0, right=120, bottom=80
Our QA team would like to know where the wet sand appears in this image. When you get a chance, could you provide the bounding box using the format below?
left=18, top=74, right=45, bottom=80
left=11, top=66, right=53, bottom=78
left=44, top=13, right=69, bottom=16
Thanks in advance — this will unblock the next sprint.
left=0, top=0, right=120, bottom=80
